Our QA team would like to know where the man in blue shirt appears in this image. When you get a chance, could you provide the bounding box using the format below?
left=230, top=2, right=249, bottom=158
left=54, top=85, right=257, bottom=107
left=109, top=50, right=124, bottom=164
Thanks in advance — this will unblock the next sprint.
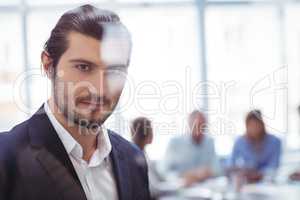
left=229, top=110, right=282, bottom=183
left=163, top=110, right=221, bottom=186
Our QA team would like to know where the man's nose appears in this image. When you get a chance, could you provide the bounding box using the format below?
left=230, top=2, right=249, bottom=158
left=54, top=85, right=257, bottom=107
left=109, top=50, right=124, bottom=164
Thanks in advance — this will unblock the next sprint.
left=90, top=70, right=109, bottom=96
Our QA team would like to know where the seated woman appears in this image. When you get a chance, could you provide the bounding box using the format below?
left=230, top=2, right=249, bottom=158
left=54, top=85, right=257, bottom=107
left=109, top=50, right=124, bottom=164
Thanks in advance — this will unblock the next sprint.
left=228, top=110, right=282, bottom=183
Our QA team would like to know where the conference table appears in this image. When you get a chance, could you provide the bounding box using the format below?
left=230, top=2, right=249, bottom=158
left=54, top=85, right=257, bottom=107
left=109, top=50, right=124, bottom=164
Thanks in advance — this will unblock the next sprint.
left=159, top=177, right=300, bottom=200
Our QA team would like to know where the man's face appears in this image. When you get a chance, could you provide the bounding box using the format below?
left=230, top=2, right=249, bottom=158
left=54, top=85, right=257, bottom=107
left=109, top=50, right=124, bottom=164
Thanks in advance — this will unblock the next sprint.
left=246, top=119, right=264, bottom=140
left=50, top=31, right=128, bottom=128
left=189, top=113, right=206, bottom=143
left=146, top=127, right=153, bottom=145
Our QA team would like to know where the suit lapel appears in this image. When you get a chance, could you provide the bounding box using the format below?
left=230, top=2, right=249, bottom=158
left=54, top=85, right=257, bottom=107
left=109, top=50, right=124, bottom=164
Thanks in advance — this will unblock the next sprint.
left=109, top=131, right=132, bottom=200
left=28, top=105, right=87, bottom=200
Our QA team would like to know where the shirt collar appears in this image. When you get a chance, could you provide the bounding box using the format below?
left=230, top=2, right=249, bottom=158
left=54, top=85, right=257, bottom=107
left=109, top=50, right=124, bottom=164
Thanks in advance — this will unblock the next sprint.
left=44, top=101, right=112, bottom=166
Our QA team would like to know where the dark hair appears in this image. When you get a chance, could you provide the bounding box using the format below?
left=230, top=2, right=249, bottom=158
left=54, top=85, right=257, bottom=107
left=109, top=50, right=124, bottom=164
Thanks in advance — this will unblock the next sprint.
left=130, top=117, right=153, bottom=142
left=44, top=4, right=130, bottom=68
left=245, top=109, right=266, bottom=133
left=189, top=110, right=206, bottom=122
left=246, top=109, right=263, bottom=123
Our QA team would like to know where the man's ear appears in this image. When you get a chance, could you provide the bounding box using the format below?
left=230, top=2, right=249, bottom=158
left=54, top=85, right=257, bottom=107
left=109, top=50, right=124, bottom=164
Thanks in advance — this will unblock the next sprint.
left=41, top=51, right=54, bottom=79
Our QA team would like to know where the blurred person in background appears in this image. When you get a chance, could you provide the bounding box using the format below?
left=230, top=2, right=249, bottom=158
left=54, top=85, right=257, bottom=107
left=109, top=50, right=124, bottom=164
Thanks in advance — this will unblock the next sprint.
left=229, top=109, right=282, bottom=183
left=289, top=105, right=300, bottom=182
left=131, top=116, right=153, bottom=152
left=130, top=117, right=182, bottom=199
left=162, top=110, right=221, bottom=187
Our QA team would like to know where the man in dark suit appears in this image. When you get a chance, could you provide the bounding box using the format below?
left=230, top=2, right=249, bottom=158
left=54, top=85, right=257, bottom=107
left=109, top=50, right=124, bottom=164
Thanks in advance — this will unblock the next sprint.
left=0, top=4, right=150, bottom=200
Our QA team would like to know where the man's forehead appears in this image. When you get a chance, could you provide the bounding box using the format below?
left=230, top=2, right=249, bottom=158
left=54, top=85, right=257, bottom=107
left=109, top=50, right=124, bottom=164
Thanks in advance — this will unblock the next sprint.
left=66, top=31, right=130, bottom=66
left=190, top=112, right=205, bottom=120
left=66, top=32, right=101, bottom=61
left=101, top=24, right=131, bottom=66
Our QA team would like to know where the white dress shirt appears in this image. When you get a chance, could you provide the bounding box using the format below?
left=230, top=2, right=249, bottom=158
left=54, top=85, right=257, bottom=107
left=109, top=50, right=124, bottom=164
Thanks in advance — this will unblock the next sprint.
left=44, top=102, right=118, bottom=200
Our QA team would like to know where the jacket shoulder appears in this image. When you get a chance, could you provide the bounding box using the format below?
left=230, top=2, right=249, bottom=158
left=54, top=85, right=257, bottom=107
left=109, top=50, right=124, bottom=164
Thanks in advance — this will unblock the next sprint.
left=108, top=129, right=151, bottom=199
left=108, top=129, right=148, bottom=169
left=0, top=119, right=31, bottom=163
left=108, top=129, right=144, bottom=156
left=0, top=119, right=30, bottom=146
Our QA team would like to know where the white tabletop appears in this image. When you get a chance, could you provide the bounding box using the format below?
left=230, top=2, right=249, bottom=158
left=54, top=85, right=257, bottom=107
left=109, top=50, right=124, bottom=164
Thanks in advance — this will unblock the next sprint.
left=159, top=177, right=300, bottom=200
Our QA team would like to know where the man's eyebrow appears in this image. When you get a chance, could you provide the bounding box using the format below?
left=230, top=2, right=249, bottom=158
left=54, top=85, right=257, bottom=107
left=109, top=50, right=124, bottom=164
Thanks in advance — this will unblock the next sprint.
left=69, top=59, right=128, bottom=69
left=107, top=64, right=128, bottom=70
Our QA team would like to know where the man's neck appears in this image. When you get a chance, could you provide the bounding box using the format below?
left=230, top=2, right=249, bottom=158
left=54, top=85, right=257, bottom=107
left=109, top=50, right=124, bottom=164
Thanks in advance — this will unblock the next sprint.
left=192, top=132, right=204, bottom=145
left=48, top=98, right=98, bottom=162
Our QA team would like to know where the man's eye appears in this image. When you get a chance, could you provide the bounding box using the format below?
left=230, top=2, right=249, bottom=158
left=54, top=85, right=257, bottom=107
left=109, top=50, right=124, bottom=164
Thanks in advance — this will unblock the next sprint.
left=107, top=66, right=127, bottom=75
left=76, top=64, right=91, bottom=72
left=106, top=69, right=125, bottom=77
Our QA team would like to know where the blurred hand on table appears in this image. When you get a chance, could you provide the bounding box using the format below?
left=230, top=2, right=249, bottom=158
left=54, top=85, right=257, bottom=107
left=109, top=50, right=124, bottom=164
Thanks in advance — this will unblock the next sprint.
left=289, top=171, right=300, bottom=181
left=182, top=167, right=213, bottom=187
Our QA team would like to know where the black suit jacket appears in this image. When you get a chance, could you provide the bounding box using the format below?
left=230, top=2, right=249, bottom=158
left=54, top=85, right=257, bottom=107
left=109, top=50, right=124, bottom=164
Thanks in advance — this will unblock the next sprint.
left=0, top=105, right=151, bottom=200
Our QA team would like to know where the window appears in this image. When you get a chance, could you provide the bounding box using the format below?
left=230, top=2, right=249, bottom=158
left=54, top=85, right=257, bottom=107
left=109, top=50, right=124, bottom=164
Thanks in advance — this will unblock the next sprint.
left=205, top=5, right=285, bottom=155
left=27, top=10, right=62, bottom=112
left=26, top=0, right=105, bottom=6
left=0, top=0, right=20, bottom=5
left=285, top=4, right=300, bottom=149
left=0, top=12, right=26, bottom=131
left=108, top=6, right=200, bottom=160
